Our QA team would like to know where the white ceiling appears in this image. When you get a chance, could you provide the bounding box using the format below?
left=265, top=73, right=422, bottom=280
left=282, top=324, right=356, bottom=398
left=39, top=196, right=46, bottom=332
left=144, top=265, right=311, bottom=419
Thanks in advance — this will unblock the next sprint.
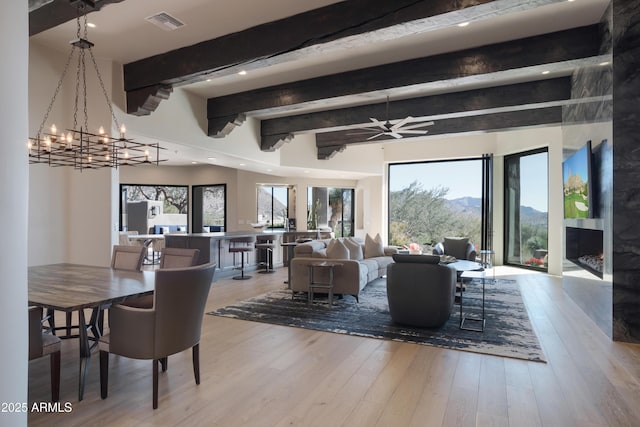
left=29, top=0, right=611, bottom=174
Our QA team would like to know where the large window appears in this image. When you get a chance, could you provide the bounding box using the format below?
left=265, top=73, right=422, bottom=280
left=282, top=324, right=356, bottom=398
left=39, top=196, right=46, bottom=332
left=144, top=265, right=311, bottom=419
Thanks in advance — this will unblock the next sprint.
left=120, top=184, right=188, bottom=233
left=388, top=159, right=484, bottom=249
left=192, top=184, right=226, bottom=232
left=307, top=187, right=355, bottom=237
left=504, top=149, right=548, bottom=270
left=257, top=185, right=289, bottom=228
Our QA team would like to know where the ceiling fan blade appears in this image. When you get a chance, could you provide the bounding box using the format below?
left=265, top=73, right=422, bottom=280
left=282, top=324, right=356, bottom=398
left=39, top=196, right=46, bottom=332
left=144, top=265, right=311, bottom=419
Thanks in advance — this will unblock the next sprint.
left=366, top=133, right=385, bottom=140
left=398, top=130, right=429, bottom=135
left=398, top=121, right=435, bottom=130
left=391, top=116, right=413, bottom=130
left=389, top=132, right=404, bottom=139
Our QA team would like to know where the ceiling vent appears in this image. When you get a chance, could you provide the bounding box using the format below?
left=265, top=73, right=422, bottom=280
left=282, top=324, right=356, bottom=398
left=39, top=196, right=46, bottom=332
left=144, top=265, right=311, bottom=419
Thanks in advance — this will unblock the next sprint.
left=145, top=12, right=185, bottom=31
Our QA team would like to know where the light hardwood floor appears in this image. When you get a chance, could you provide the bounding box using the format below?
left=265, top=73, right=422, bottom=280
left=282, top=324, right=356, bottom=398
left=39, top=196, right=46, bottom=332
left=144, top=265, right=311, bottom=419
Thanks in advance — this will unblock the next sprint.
left=27, top=267, right=640, bottom=426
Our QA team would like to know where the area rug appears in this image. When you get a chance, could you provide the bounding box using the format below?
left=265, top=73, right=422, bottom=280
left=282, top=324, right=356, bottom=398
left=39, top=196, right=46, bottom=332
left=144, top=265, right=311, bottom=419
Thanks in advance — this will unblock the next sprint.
left=208, top=278, right=546, bottom=362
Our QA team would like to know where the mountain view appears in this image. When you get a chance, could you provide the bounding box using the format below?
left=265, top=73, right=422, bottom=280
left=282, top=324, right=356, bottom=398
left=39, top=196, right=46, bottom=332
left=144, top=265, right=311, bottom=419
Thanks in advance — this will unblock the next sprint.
left=445, top=197, right=548, bottom=226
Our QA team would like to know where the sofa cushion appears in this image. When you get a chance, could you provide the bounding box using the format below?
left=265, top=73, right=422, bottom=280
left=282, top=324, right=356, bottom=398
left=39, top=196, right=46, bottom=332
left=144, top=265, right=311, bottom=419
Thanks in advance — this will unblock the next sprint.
left=443, top=237, right=469, bottom=259
left=392, top=254, right=441, bottom=264
left=326, top=239, right=350, bottom=259
left=364, top=233, right=385, bottom=258
left=344, top=237, right=364, bottom=260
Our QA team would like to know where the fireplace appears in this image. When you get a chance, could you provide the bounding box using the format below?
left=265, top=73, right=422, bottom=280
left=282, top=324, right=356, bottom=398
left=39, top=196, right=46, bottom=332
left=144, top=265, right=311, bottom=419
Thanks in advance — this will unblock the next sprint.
left=565, top=226, right=604, bottom=278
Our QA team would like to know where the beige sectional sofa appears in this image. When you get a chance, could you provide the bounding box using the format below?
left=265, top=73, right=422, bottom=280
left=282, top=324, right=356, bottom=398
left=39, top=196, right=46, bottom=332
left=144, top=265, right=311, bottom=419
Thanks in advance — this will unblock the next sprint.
left=290, top=236, right=398, bottom=302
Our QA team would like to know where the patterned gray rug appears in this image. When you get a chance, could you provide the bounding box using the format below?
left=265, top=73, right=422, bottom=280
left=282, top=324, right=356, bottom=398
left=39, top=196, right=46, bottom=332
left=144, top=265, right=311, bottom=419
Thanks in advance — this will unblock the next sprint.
left=208, top=278, right=546, bottom=362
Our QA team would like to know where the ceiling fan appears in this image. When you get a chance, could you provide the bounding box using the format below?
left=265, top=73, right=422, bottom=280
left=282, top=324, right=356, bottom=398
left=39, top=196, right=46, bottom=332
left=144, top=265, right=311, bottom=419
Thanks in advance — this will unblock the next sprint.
left=349, top=96, right=435, bottom=140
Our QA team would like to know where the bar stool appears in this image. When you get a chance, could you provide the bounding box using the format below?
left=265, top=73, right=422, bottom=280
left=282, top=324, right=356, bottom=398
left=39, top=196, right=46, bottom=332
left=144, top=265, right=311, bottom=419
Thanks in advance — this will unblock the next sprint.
left=229, top=236, right=255, bottom=280
left=255, top=234, right=277, bottom=274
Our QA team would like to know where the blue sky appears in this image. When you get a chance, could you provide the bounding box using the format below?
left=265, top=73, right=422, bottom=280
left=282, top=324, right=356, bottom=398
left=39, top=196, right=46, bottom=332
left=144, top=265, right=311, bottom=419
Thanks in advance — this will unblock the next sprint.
left=563, top=144, right=590, bottom=185
left=389, top=154, right=549, bottom=212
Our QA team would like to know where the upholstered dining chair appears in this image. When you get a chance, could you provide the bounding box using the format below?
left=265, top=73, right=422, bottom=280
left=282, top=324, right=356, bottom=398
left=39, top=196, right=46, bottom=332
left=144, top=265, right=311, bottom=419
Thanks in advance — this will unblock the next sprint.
left=29, top=306, right=61, bottom=402
left=159, top=247, right=201, bottom=269
left=99, top=262, right=216, bottom=409
left=120, top=247, right=201, bottom=309
left=111, top=244, right=146, bottom=271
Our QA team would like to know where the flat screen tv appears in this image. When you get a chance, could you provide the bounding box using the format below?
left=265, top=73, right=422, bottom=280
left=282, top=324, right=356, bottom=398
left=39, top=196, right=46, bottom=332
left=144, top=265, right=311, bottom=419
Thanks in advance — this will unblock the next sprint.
left=563, top=141, right=592, bottom=219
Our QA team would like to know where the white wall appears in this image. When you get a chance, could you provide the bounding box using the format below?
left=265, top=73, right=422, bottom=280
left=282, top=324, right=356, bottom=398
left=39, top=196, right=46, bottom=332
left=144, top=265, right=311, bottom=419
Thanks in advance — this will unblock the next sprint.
left=1, top=1, right=28, bottom=424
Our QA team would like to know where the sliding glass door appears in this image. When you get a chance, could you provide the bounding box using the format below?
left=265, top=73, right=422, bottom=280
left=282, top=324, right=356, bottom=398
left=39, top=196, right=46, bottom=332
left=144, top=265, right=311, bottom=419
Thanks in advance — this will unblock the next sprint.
left=504, top=149, right=549, bottom=270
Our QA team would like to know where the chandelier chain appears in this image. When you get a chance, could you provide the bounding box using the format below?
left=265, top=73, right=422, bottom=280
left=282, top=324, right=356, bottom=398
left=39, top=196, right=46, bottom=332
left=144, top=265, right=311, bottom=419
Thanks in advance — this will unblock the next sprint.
left=36, top=45, right=75, bottom=139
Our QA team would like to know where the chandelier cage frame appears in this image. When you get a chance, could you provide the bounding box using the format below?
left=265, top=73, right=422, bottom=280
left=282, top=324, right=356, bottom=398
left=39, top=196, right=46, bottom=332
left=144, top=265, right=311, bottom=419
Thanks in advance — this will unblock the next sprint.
left=28, top=0, right=165, bottom=170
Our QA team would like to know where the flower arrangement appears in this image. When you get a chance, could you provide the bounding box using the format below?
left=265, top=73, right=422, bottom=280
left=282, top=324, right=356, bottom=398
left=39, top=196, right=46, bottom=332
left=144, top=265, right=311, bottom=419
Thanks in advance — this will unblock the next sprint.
left=408, top=242, right=422, bottom=255
left=524, top=257, right=545, bottom=267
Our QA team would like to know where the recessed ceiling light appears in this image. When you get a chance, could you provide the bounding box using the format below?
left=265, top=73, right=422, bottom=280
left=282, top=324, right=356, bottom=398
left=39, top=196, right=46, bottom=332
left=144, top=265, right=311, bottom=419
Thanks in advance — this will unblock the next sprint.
left=207, top=157, right=216, bottom=161
left=206, top=79, right=211, bottom=82
left=457, top=22, right=470, bottom=27
left=266, top=169, right=273, bottom=172
left=304, top=170, right=310, bottom=174
left=599, top=61, right=610, bottom=66
left=191, top=161, right=197, bottom=165
left=87, top=22, right=96, bottom=28
left=542, top=70, right=551, bottom=75
left=239, top=163, right=246, bottom=166
left=238, top=70, right=247, bottom=76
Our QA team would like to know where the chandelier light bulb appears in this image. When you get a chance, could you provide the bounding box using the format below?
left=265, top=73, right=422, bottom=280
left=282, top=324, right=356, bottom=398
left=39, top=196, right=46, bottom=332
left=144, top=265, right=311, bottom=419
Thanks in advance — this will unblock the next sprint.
left=120, top=124, right=126, bottom=139
left=98, top=126, right=105, bottom=135
left=27, top=140, right=33, bottom=155
left=145, top=149, right=150, bottom=161
left=51, top=124, right=57, bottom=134
left=45, top=136, right=52, bottom=152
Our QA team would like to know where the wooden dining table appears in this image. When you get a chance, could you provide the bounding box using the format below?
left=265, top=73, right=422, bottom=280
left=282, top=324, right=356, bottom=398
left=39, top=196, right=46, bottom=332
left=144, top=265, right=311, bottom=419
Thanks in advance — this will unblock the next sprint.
left=28, top=263, right=155, bottom=401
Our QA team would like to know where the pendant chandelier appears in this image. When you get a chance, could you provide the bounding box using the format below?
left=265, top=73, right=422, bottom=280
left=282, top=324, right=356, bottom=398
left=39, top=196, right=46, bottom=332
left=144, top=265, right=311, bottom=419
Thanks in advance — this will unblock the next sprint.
left=28, top=0, right=165, bottom=170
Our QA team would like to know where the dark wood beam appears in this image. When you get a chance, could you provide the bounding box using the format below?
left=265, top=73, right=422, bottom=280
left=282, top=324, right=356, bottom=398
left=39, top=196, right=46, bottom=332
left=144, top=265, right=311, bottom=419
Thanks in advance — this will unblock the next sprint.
left=208, top=25, right=601, bottom=135
left=123, top=0, right=494, bottom=90
left=123, top=0, right=499, bottom=115
left=29, top=0, right=127, bottom=36
left=261, top=78, right=572, bottom=149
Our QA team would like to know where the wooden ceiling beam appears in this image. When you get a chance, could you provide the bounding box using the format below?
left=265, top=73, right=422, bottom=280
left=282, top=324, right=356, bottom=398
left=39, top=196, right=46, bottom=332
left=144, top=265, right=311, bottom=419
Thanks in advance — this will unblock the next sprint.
left=29, top=0, right=127, bottom=36
left=208, top=25, right=601, bottom=136
left=122, top=0, right=495, bottom=92
left=260, top=77, right=572, bottom=149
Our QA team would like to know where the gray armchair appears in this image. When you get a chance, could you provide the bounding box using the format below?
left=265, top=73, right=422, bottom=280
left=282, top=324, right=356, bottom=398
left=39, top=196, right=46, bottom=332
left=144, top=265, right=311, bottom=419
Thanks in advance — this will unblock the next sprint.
left=99, top=262, right=216, bottom=409
left=386, top=254, right=456, bottom=328
left=432, top=237, right=476, bottom=261
left=121, top=247, right=201, bottom=309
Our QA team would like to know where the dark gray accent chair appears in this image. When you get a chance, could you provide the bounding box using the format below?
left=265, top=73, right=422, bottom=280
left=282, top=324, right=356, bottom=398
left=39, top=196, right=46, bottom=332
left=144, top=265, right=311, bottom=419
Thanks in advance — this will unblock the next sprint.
left=386, top=254, right=456, bottom=328
left=432, top=237, right=476, bottom=261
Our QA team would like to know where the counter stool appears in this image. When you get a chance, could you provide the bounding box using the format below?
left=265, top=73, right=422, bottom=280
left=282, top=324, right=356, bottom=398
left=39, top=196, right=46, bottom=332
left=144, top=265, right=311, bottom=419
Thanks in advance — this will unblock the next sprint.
left=229, top=236, right=255, bottom=280
left=255, top=234, right=277, bottom=274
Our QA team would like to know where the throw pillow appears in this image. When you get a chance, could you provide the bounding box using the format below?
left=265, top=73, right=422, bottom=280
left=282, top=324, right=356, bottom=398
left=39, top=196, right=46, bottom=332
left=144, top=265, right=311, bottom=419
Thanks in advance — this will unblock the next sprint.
left=364, top=233, right=385, bottom=258
left=326, top=239, right=350, bottom=259
left=443, top=237, right=469, bottom=259
left=392, top=253, right=440, bottom=264
left=344, top=237, right=364, bottom=260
